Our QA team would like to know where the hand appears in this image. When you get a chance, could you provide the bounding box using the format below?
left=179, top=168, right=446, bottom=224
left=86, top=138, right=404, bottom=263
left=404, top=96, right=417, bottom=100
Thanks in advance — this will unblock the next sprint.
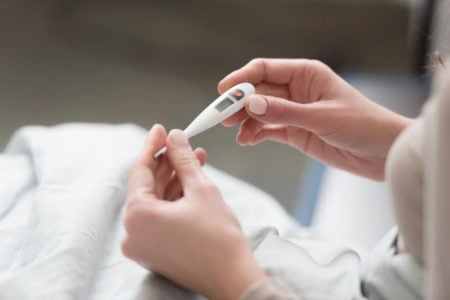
left=122, top=125, right=267, bottom=300
left=219, top=58, right=411, bottom=180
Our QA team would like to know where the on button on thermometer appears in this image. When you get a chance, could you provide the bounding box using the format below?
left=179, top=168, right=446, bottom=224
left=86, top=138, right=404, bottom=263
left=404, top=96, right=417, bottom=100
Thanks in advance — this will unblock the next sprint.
left=232, top=89, right=245, bottom=100
left=154, top=82, right=255, bottom=157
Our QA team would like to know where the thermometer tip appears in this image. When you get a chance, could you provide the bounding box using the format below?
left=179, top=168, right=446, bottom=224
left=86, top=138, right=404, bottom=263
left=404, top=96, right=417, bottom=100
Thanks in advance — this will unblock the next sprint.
left=154, top=146, right=167, bottom=158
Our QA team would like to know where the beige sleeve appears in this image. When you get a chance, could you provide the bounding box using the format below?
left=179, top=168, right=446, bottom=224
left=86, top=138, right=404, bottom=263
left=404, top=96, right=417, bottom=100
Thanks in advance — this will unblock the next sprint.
left=424, top=69, right=450, bottom=300
left=238, top=277, right=300, bottom=300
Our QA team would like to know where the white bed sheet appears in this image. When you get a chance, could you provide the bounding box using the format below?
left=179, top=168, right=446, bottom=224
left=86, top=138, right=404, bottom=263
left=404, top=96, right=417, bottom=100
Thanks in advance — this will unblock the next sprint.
left=0, top=124, right=364, bottom=300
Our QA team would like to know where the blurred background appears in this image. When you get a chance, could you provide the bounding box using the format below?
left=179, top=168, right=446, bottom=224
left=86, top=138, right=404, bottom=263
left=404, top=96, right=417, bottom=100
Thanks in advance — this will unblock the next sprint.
left=0, top=0, right=440, bottom=250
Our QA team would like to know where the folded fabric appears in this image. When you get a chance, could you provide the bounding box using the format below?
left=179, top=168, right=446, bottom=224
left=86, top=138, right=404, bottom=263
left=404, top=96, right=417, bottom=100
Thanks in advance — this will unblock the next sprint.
left=0, top=124, right=306, bottom=300
left=0, top=123, right=418, bottom=300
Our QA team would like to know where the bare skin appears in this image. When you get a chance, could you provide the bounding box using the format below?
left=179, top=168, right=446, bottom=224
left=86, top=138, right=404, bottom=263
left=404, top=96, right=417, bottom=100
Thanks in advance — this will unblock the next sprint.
left=122, top=59, right=412, bottom=299
left=122, top=125, right=267, bottom=300
left=219, top=58, right=411, bottom=181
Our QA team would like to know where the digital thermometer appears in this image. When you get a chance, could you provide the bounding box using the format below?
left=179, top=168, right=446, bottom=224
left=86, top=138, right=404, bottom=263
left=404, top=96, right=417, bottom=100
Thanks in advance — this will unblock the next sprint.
left=155, top=82, right=255, bottom=157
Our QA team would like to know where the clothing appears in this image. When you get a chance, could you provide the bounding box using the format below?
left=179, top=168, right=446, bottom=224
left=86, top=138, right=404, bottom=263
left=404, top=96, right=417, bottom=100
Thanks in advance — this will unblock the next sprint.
left=388, top=68, right=450, bottom=300
left=239, top=69, right=450, bottom=300
left=239, top=278, right=299, bottom=300
left=0, top=125, right=307, bottom=300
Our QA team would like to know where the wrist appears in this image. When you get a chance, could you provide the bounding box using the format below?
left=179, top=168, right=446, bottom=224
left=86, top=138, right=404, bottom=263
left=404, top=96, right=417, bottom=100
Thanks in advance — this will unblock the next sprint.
left=391, top=113, right=412, bottom=135
left=211, top=237, right=268, bottom=300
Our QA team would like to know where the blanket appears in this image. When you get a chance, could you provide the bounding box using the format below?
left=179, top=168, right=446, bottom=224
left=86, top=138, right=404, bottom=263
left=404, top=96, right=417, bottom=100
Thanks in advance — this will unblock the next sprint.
left=0, top=124, right=363, bottom=300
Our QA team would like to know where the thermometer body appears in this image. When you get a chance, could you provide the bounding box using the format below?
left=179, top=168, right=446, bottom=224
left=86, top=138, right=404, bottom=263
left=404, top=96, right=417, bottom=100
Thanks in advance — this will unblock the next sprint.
left=155, top=82, right=255, bottom=157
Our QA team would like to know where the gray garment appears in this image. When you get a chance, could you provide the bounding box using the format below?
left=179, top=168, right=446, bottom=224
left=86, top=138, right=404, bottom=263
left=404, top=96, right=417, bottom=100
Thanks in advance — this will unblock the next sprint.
left=239, top=229, right=423, bottom=300
left=387, top=67, right=450, bottom=300
left=243, top=227, right=363, bottom=300
left=361, top=228, right=424, bottom=300
left=239, top=278, right=299, bottom=300
left=240, top=68, right=450, bottom=300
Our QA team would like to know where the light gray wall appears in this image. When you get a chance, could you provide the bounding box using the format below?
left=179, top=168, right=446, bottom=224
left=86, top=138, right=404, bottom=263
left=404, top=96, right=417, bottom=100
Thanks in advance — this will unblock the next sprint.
left=0, top=0, right=415, bottom=212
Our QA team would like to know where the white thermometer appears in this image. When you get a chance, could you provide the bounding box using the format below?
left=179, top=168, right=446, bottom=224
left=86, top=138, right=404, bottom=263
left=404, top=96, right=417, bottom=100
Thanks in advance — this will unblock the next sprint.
left=155, top=82, right=255, bottom=157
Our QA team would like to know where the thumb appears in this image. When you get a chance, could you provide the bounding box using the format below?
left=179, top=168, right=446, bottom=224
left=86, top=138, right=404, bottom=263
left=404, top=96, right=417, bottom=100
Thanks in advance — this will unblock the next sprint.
left=245, top=94, right=320, bottom=130
left=166, top=129, right=206, bottom=189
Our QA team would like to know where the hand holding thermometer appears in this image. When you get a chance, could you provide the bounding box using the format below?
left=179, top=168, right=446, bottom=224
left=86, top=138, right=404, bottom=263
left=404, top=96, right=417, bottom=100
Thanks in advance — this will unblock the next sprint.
left=154, top=82, right=255, bottom=157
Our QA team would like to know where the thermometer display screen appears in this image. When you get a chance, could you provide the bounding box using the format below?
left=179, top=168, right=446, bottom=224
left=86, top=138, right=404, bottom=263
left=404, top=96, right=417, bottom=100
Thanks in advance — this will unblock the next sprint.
left=215, top=98, right=234, bottom=112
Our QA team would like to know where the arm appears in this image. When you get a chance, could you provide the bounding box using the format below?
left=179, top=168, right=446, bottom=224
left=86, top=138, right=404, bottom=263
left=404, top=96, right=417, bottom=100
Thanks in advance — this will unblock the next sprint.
left=122, top=125, right=268, bottom=300
left=239, top=278, right=300, bottom=300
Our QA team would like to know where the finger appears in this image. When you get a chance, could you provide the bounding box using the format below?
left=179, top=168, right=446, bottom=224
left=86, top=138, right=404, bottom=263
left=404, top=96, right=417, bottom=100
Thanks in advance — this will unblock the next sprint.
left=164, top=147, right=207, bottom=201
left=155, top=147, right=206, bottom=200
left=222, top=109, right=248, bottom=127
left=164, top=176, right=180, bottom=201
left=166, top=130, right=207, bottom=190
left=121, top=234, right=150, bottom=269
left=128, top=124, right=167, bottom=198
left=254, top=126, right=334, bottom=163
left=194, top=147, right=208, bottom=166
left=237, top=117, right=265, bottom=146
left=138, top=124, right=167, bottom=169
left=244, top=94, right=324, bottom=131
left=218, top=58, right=307, bottom=93
left=155, top=147, right=207, bottom=200
left=250, top=126, right=289, bottom=145
left=251, top=126, right=316, bottom=154
left=255, top=82, right=291, bottom=99
left=222, top=83, right=290, bottom=127
left=154, top=154, right=173, bottom=199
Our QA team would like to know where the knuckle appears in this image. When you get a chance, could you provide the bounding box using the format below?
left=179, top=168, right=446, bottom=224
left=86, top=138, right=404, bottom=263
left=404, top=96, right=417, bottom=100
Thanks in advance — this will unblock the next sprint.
left=268, top=98, right=288, bottom=123
left=144, top=259, right=158, bottom=273
left=121, top=237, right=133, bottom=259
left=174, top=151, right=200, bottom=170
left=203, top=181, right=218, bottom=192
left=193, top=180, right=219, bottom=195
left=279, top=105, right=290, bottom=124
left=125, top=193, right=144, bottom=211
left=248, top=58, right=267, bottom=74
left=249, top=57, right=264, bottom=66
left=190, top=182, right=205, bottom=195
left=305, top=59, right=330, bottom=74
left=123, top=208, right=141, bottom=233
left=174, top=150, right=194, bottom=165
left=308, top=59, right=325, bottom=67
left=124, top=202, right=157, bottom=234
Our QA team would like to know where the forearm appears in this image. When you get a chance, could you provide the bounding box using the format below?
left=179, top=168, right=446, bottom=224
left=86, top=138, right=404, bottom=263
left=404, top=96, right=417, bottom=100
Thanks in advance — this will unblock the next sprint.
left=211, top=240, right=299, bottom=300
left=239, top=277, right=300, bottom=300
left=210, top=238, right=268, bottom=300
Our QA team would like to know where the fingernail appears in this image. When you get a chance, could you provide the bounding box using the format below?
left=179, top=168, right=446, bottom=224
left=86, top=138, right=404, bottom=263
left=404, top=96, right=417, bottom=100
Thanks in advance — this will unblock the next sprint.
left=147, top=124, right=157, bottom=136
left=248, top=96, right=268, bottom=115
left=237, top=133, right=247, bottom=146
left=169, top=129, right=188, bottom=146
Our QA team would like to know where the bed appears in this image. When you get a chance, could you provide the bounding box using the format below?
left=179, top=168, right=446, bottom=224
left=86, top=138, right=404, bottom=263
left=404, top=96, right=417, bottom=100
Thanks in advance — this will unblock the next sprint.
left=1, top=123, right=418, bottom=300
